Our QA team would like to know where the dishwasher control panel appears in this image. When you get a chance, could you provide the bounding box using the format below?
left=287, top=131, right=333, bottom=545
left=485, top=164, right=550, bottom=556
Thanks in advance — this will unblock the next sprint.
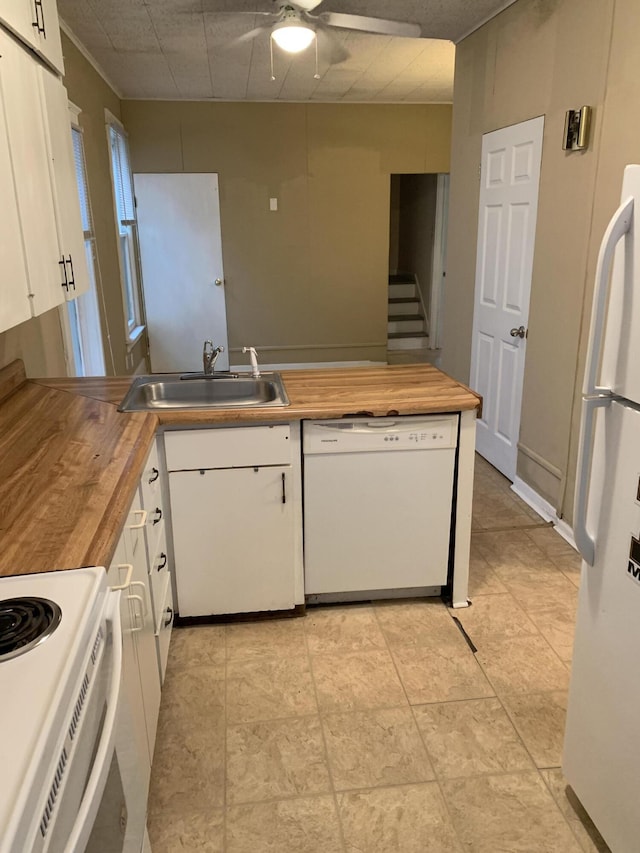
left=303, top=415, right=458, bottom=454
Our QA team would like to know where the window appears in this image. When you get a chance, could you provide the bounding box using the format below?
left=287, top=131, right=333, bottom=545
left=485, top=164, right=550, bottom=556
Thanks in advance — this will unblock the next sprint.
left=61, top=110, right=107, bottom=376
left=107, top=115, right=144, bottom=344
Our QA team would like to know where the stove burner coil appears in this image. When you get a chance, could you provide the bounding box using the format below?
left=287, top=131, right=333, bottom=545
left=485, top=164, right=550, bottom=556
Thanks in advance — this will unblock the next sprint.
left=0, top=597, right=62, bottom=662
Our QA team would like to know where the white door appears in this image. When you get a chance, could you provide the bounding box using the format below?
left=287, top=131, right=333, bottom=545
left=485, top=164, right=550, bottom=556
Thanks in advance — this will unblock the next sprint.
left=470, top=116, right=544, bottom=478
left=169, top=466, right=296, bottom=617
left=134, top=173, right=229, bottom=373
left=564, top=399, right=640, bottom=852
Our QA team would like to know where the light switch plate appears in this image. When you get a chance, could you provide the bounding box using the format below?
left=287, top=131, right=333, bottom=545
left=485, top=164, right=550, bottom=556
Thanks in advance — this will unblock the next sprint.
left=269, top=197, right=278, bottom=211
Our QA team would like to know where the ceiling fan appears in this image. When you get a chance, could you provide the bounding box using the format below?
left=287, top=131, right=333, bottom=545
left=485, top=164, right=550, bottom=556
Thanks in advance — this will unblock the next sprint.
left=232, top=0, right=421, bottom=62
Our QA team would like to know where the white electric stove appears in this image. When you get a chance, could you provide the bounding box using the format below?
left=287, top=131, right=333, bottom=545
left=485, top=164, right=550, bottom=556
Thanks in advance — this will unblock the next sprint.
left=0, top=567, right=124, bottom=853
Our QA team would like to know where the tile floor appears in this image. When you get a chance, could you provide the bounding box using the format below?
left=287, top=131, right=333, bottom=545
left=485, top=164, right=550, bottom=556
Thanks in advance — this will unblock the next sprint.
left=147, top=456, right=610, bottom=852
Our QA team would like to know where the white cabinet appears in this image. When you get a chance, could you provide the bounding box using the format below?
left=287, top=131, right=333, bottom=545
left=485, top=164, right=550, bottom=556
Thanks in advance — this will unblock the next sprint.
left=166, top=425, right=303, bottom=618
left=0, top=27, right=62, bottom=320
left=40, top=66, right=90, bottom=298
left=107, top=537, right=151, bottom=796
left=0, top=26, right=88, bottom=333
left=0, top=0, right=64, bottom=74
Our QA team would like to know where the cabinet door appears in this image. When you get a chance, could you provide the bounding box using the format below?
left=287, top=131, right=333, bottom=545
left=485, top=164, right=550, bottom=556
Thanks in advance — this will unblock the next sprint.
left=40, top=67, right=90, bottom=298
left=107, top=537, right=151, bottom=796
left=0, top=29, right=63, bottom=316
left=0, top=75, right=30, bottom=332
left=169, top=466, right=296, bottom=617
left=124, top=507, right=162, bottom=762
left=0, top=0, right=64, bottom=74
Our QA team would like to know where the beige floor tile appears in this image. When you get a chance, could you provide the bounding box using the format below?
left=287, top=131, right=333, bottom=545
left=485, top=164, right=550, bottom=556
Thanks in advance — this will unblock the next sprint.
left=551, top=552, right=584, bottom=588
left=525, top=601, right=576, bottom=661
left=492, top=566, right=577, bottom=611
left=159, top=664, right=225, bottom=726
left=147, top=809, right=224, bottom=853
left=526, top=526, right=579, bottom=559
left=475, top=635, right=570, bottom=695
left=473, top=529, right=553, bottom=570
left=338, top=782, right=462, bottom=853
left=374, top=599, right=462, bottom=647
left=312, top=649, right=407, bottom=713
left=442, top=772, right=582, bottom=852
left=304, top=605, right=386, bottom=655
left=452, top=593, right=539, bottom=641
left=322, top=706, right=434, bottom=791
left=414, top=698, right=534, bottom=779
left=226, top=656, right=317, bottom=724
left=226, top=795, right=343, bottom=853
left=502, top=691, right=568, bottom=768
left=392, top=642, right=494, bottom=704
left=226, top=618, right=307, bottom=663
left=467, top=553, right=507, bottom=597
left=472, top=492, right=540, bottom=530
left=167, top=625, right=226, bottom=670
left=149, top=724, right=226, bottom=816
left=541, top=769, right=612, bottom=852
left=226, top=716, right=331, bottom=805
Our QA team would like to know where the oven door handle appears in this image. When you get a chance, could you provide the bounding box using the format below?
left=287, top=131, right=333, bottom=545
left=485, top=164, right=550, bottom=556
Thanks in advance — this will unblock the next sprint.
left=63, top=590, right=123, bottom=853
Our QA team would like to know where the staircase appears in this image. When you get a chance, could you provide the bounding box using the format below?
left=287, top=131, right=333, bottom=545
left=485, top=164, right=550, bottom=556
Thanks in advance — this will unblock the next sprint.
left=388, top=273, right=429, bottom=350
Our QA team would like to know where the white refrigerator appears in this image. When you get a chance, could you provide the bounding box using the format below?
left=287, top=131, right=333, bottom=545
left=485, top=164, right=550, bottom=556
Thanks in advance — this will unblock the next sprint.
left=564, top=164, right=640, bottom=852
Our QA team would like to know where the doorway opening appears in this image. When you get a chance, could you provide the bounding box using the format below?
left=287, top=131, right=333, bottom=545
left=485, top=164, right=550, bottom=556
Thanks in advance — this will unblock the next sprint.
left=388, top=173, right=449, bottom=364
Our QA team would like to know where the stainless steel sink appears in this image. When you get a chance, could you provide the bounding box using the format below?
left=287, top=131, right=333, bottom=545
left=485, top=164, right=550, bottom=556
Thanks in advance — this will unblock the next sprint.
left=118, top=372, right=289, bottom=411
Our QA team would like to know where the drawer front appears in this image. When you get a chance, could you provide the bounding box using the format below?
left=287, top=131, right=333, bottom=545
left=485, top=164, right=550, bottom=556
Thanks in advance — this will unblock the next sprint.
left=140, top=440, right=162, bottom=511
left=164, top=425, right=291, bottom=471
left=149, top=526, right=169, bottom=632
left=155, top=576, right=174, bottom=684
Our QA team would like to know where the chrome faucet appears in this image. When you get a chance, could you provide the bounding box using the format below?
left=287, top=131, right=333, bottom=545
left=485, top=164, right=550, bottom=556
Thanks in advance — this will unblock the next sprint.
left=203, top=340, right=224, bottom=375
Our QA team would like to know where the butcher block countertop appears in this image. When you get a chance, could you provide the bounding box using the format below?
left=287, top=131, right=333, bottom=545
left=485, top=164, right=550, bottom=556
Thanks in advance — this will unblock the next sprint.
left=0, top=361, right=480, bottom=577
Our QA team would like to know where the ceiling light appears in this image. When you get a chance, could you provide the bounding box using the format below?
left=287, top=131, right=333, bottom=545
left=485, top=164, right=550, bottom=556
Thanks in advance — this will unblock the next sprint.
left=271, top=21, right=316, bottom=53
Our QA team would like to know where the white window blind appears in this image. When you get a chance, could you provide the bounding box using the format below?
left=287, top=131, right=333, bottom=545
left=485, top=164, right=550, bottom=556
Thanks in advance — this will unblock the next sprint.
left=109, top=124, right=136, bottom=225
left=72, top=126, right=92, bottom=236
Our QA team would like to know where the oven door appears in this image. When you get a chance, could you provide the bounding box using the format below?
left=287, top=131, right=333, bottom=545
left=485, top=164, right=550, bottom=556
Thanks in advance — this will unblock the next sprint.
left=37, top=591, right=145, bottom=853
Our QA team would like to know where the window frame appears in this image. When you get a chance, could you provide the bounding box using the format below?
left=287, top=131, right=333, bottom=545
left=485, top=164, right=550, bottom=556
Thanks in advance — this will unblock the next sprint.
left=105, top=109, right=145, bottom=349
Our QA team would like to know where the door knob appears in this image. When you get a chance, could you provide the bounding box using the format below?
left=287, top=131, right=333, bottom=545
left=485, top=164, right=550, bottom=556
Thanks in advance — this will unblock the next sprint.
left=510, top=325, right=526, bottom=339
left=214, top=278, right=223, bottom=286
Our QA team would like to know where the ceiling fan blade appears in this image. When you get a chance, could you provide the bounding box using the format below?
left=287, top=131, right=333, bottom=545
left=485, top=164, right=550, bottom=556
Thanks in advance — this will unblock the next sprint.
left=319, top=12, right=421, bottom=38
left=229, top=24, right=271, bottom=46
left=316, top=27, right=350, bottom=65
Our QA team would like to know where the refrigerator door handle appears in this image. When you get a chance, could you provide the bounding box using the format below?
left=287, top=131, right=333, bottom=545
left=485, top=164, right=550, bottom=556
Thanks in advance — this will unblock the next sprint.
left=574, top=395, right=611, bottom=565
left=583, top=195, right=634, bottom=397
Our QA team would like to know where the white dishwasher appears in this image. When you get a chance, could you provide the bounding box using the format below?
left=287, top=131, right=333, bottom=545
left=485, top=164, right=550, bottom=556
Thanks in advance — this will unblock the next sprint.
left=303, top=415, right=458, bottom=601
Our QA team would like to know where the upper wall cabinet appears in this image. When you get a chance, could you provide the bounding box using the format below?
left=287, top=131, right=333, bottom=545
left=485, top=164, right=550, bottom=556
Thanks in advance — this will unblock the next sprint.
left=40, top=67, right=89, bottom=299
left=0, top=0, right=64, bottom=75
left=0, top=28, right=88, bottom=333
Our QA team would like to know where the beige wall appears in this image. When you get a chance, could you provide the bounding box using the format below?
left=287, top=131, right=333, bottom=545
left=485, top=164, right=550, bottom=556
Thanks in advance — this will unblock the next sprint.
left=121, top=101, right=452, bottom=365
left=442, top=0, right=615, bottom=520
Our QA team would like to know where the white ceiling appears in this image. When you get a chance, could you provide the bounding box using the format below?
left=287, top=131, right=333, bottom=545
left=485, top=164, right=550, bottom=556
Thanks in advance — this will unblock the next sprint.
left=57, top=1, right=516, bottom=102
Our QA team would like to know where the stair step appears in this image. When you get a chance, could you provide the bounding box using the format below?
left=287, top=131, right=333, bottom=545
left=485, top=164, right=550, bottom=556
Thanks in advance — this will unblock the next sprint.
left=388, top=334, right=430, bottom=351
left=388, top=319, right=425, bottom=335
left=388, top=313, right=423, bottom=322
left=389, top=273, right=416, bottom=284
left=389, top=330, right=428, bottom=339
left=388, top=282, right=416, bottom=299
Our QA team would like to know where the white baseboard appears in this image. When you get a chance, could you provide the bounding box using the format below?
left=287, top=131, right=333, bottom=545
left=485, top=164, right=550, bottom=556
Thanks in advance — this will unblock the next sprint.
left=553, top=519, right=578, bottom=551
left=511, top=476, right=578, bottom=552
left=511, top=476, right=557, bottom=523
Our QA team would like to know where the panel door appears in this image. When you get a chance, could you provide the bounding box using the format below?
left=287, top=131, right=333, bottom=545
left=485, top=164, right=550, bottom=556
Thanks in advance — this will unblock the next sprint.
left=134, top=173, right=229, bottom=372
left=40, top=67, right=90, bottom=298
left=169, top=466, right=296, bottom=617
left=0, top=0, right=64, bottom=74
left=0, top=29, right=63, bottom=316
left=470, top=116, right=544, bottom=479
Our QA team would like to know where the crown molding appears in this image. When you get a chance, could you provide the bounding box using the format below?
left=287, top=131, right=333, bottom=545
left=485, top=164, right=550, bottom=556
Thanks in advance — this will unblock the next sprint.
left=59, top=17, right=124, bottom=100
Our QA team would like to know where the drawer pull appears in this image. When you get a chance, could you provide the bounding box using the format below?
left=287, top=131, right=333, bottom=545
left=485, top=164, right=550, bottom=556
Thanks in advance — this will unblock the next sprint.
left=110, top=563, right=133, bottom=591
left=127, top=594, right=144, bottom=631
left=156, top=552, right=167, bottom=571
left=32, top=0, right=45, bottom=35
left=148, top=467, right=160, bottom=484
left=128, top=509, right=147, bottom=530
left=282, top=472, right=286, bottom=504
left=152, top=507, right=163, bottom=525
left=164, top=607, right=174, bottom=628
